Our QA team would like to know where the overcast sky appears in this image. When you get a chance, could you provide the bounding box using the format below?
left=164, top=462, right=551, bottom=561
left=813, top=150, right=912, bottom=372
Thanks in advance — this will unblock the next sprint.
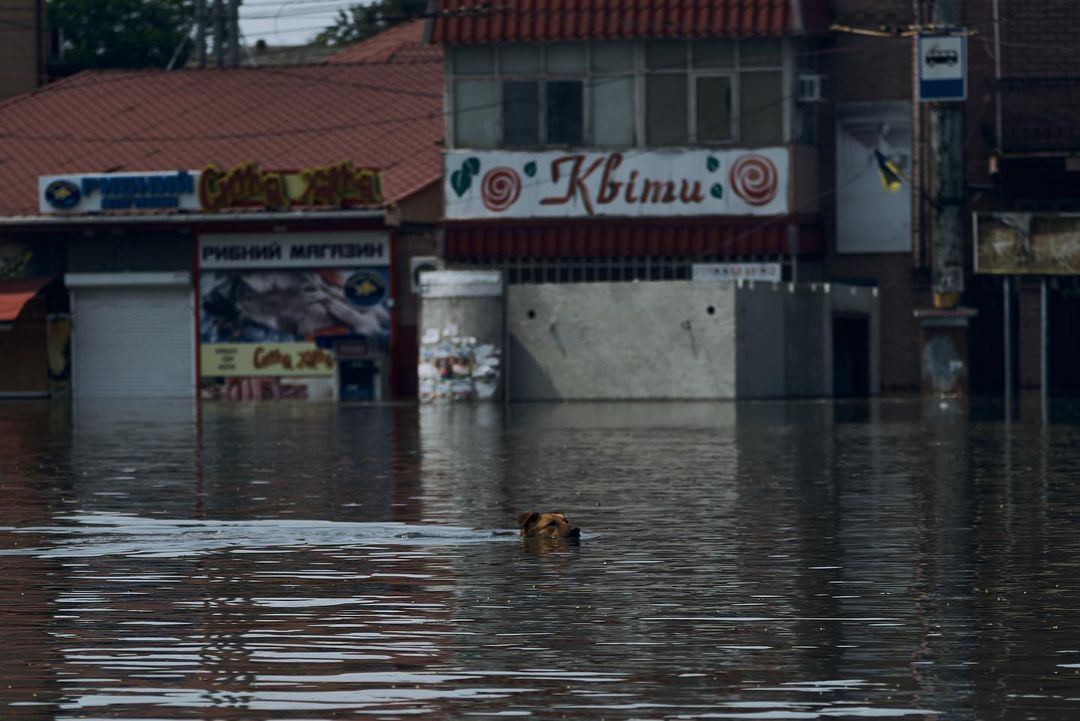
left=239, top=0, right=363, bottom=45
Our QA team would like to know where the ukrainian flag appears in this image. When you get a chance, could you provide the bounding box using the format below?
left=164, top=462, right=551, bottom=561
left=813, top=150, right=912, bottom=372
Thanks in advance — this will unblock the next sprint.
left=873, top=150, right=903, bottom=192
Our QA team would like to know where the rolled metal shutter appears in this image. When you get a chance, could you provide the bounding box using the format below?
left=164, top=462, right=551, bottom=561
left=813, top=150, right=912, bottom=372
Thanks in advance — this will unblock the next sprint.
left=71, top=284, right=194, bottom=399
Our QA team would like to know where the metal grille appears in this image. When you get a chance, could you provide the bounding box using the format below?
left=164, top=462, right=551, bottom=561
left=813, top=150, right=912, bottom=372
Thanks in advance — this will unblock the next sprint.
left=450, top=255, right=791, bottom=284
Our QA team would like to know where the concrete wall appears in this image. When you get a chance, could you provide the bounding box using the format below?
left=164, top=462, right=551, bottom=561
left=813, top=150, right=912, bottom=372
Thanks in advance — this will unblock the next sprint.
left=505, top=281, right=880, bottom=401
left=508, top=282, right=736, bottom=400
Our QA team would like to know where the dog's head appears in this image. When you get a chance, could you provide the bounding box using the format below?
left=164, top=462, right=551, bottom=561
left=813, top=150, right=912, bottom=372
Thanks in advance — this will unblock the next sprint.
left=517, top=511, right=580, bottom=540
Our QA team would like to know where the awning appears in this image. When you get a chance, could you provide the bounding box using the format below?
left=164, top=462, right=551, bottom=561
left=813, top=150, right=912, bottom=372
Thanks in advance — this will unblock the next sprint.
left=442, top=219, right=823, bottom=260
left=0, top=277, right=53, bottom=322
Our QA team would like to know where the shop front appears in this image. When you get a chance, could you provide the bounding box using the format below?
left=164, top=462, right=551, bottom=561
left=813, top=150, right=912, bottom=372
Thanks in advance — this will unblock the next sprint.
left=197, top=231, right=393, bottom=402
left=34, top=160, right=392, bottom=401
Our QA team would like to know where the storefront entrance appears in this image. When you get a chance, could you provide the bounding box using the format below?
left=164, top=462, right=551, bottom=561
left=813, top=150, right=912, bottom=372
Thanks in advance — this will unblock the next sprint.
left=66, top=273, right=195, bottom=399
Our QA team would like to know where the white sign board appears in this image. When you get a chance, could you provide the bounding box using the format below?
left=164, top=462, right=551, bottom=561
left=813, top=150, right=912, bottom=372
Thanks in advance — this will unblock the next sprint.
left=692, top=263, right=782, bottom=283
left=445, top=149, right=790, bottom=220
left=39, top=171, right=201, bottom=213
left=198, top=232, right=389, bottom=269
left=917, top=35, right=966, bottom=101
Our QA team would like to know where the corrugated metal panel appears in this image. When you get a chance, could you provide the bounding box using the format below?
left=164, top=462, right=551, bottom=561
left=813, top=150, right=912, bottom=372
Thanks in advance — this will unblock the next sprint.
left=430, top=0, right=827, bottom=43
left=72, top=286, right=195, bottom=399
left=442, top=220, right=823, bottom=259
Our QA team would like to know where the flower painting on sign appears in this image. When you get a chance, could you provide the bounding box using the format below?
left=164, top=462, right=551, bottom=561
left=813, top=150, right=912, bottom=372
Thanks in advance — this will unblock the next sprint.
left=444, top=149, right=789, bottom=220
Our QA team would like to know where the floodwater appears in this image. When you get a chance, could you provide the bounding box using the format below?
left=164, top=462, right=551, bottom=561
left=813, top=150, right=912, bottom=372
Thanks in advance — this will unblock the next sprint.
left=2, top=397, right=1080, bottom=720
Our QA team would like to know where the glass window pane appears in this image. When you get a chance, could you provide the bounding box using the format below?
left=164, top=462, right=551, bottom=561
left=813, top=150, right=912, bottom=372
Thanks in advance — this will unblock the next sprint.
left=501, top=44, right=539, bottom=74
left=454, top=79, right=498, bottom=148
left=547, top=80, right=584, bottom=145
left=693, top=39, right=734, bottom=68
left=740, top=38, right=782, bottom=67
left=592, top=42, right=634, bottom=72
left=454, top=46, right=495, bottom=75
left=503, top=81, right=540, bottom=146
left=645, top=41, right=686, bottom=70
left=545, top=43, right=587, bottom=74
left=740, top=71, right=784, bottom=145
left=696, top=76, right=732, bottom=142
left=592, top=75, right=635, bottom=146
left=646, top=74, right=688, bottom=146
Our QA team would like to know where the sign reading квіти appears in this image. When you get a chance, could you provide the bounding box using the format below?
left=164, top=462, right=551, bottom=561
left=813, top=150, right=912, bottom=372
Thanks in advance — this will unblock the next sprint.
left=444, top=149, right=790, bottom=220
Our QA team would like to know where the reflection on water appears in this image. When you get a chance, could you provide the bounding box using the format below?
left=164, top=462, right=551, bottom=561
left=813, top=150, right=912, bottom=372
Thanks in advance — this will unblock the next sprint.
left=2, top=396, right=1080, bottom=719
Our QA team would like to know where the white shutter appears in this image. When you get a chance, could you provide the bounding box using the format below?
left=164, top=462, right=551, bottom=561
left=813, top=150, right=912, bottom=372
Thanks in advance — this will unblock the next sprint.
left=71, top=285, right=195, bottom=399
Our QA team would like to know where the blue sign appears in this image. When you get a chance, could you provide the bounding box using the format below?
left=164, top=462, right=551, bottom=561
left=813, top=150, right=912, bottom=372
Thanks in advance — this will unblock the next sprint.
left=918, top=35, right=966, bottom=102
left=344, top=269, right=388, bottom=308
left=43, top=179, right=81, bottom=209
left=39, top=170, right=200, bottom=213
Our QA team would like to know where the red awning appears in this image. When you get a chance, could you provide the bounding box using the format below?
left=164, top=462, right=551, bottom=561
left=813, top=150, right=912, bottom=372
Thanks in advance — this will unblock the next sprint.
left=442, top=219, right=823, bottom=260
left=429, top=0, right=829, bottom=44
left=0, top=277, right=53, bottom=322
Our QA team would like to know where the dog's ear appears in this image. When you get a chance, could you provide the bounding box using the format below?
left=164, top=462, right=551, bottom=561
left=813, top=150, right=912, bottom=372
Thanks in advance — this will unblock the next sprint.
left=517, top=511, right=540, bottom=531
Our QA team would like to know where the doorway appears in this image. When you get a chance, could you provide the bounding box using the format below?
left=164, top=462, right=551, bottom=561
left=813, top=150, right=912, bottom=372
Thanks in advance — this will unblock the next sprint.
left=833, top=314, right=870, bottom=397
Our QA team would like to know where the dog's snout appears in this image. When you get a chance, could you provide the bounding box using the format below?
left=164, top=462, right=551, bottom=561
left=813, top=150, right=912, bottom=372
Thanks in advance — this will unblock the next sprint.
left=567, top=526, right=581, bottom=538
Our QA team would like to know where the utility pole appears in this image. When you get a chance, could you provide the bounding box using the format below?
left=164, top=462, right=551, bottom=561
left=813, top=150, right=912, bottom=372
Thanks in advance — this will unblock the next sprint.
left=195, top=0, right=207, bottom=68
left=213, top=0, right=225, bottom=69
left=228, top=0, right=241, bottom=68
left=912, top=0, right=977, bottom=401
left=929, top=0, right=965, bottom=310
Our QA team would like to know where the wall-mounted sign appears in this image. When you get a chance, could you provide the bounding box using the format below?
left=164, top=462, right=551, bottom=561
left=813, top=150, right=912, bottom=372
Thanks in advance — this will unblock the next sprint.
left=201, top=342, right=334, bottom=377
left=38, top=161, right=382, bottom=215
left=692, top=263, right=782, bottom=283
left=198, top=232, right=389, bottom=269
left=38, top=171, right=200, bottom=213
left=975, top=213, right=1080, bottom=275
left=444, top=149, right=789, bottom=220
left=835, top=102, right=912, bottom=253
left=917, top=34, right=966, bottom=102
left=200, top=160, right=382, bottom=211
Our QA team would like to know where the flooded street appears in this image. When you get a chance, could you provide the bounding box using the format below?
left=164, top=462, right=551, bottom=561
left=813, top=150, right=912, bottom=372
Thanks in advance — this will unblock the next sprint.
left=2, top=398, right=1080, bottom=720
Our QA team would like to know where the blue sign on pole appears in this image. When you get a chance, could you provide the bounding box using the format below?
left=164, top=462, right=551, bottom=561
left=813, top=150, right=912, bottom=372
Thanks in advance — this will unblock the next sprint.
left=918, top=34, right=966, bottom=102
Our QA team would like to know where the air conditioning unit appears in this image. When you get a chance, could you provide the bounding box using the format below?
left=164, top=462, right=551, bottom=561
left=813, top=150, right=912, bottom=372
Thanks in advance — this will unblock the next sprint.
left=409, top=255, right=446, bottom=294
left=796, top=73, right=825, bottom=103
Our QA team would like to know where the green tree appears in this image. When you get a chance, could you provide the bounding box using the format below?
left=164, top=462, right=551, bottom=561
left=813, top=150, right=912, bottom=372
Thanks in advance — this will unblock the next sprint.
left=47, top=0, right=194, bottom=76
left=314, top=0, right=427, bottom=47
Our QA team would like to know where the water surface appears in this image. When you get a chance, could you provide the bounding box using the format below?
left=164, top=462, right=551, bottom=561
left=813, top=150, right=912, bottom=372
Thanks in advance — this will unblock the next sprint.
left=2, top=397, right=1079, bottom=719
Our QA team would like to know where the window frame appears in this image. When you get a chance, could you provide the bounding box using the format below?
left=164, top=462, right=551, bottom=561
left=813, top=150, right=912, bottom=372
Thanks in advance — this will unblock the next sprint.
left=447, top=39, right=789, bottom=150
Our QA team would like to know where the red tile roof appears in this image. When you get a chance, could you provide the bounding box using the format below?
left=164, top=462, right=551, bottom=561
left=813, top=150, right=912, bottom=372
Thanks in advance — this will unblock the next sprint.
left=327, top=20, right=440, bottom=64
left=428, top=0, right=829, bottom=43
left=0, top=49, right=444, bottom=217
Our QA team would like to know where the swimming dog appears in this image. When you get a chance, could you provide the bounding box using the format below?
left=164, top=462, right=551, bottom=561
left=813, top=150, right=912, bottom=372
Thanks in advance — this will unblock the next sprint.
left=517, top=511, right=581, bottom=540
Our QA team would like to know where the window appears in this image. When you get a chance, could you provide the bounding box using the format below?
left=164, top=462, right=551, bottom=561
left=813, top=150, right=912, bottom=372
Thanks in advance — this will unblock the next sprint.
left=503, top=81, right=540, bottom=146
left=646, top=75, right=688, bottom=146
left=547, top=80, right=584, bottom=145
left=740, top=71, right=784, bottom=145
left=448, top=40, right=787, bottom=148
left=592, top=75, right=635, bottom=146
left=696, top=76, right=733, bottom=142
left=454, top=79, right=497, bottom=148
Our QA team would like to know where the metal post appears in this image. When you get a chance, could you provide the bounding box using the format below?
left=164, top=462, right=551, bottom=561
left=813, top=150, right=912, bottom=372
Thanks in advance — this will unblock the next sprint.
left=195, top=0, right=207, bottom=68
left=1004, top=275, right=1013, bottom=419
left=929, top=0, right=965, bottom=310
left=1041, top=277, right=1049, bottom=422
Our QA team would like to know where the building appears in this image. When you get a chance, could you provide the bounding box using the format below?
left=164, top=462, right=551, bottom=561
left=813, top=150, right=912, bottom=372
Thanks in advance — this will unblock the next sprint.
left=0, top=26, right=443, bottom=401
left=965, top=0, right=1080, bottom=396
left=423, top=0, right=892, bottom=400
left=0, top=0, right=46, bottom=101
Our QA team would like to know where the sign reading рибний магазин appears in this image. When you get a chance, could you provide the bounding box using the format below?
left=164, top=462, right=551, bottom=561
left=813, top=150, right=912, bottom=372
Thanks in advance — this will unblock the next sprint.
left=39, top=171, right=200, bottom=213
left=444, top=148, right=790, bottom=220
